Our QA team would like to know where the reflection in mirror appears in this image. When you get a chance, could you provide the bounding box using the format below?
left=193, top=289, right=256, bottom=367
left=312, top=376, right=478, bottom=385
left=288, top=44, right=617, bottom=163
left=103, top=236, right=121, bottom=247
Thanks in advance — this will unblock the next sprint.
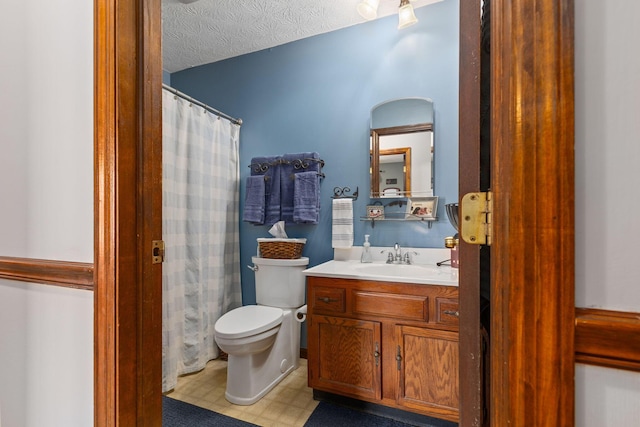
left=371, top=124, right=433, bottom=198
left=379, top=147, right=411, bottom=197
left=369, top=98, right=434, bottom=198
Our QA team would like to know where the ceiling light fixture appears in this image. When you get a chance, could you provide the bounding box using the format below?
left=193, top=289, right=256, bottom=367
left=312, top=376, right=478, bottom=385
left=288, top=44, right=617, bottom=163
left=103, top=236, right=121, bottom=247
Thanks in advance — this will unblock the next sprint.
left=397, top=0, right=418, bottom=29
left=357, top=0, right=380, bottom=20
left=357, top=0, right=418, bottom=29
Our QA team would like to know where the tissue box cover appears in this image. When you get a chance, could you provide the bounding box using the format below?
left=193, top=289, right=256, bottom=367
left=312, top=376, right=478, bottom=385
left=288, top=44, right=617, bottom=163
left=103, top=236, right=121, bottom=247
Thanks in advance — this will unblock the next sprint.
left=257, top=238, right=307, bottom=259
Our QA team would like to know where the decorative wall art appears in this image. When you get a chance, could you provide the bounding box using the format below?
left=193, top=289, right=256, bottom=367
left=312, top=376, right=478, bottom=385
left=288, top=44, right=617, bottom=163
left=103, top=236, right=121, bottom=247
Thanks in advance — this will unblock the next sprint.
left=406, top=196, right=438, bottom=219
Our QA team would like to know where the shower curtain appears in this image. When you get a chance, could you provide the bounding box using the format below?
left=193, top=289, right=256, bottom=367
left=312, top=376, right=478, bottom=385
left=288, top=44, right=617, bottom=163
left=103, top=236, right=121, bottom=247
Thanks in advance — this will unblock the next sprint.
left=162, top=89, right=242, bottom=392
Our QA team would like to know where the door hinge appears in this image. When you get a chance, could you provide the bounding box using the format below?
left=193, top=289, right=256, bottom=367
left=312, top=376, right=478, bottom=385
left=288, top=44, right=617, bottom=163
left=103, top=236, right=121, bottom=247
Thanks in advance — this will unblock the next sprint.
left=152, top=240, right=165, bottom=264
left=460, top=191, right=492, bottom=246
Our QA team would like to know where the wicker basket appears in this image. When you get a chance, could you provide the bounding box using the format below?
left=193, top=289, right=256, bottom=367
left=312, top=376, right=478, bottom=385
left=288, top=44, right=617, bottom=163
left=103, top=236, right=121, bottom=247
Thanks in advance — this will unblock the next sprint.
left=257, top=238, right=306, bottom=259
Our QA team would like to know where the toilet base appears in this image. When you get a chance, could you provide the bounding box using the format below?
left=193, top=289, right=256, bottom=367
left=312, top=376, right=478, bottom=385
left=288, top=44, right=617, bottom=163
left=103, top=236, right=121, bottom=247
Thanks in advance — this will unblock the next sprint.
left=225, top=361, right=296, bottom=405
left=223, top=309, right=301, bottom=405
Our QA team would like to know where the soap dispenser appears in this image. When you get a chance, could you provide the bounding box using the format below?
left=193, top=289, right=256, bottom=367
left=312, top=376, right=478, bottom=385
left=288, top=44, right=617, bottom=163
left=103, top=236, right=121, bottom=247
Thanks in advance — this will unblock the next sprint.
left=361, top=235, right=373, bottom=263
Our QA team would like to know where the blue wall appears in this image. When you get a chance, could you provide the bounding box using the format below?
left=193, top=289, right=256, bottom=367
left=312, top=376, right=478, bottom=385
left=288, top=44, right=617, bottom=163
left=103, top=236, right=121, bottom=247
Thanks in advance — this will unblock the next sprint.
left=170, top=1, right=459, bottom=317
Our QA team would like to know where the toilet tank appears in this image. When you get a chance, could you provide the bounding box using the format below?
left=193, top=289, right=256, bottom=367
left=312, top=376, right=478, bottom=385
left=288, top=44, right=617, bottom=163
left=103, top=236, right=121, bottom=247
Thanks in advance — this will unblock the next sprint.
left=252, top=256, right=309, bottom=308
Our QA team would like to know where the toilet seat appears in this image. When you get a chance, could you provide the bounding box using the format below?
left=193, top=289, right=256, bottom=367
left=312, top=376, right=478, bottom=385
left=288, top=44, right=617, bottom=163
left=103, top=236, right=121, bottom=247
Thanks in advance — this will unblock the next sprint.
left=215, top=305, right=283, bottom=339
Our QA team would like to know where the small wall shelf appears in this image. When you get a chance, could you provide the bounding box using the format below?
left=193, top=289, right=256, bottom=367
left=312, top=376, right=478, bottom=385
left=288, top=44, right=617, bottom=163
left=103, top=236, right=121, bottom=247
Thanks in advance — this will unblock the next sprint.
left=360, top=214, right=437, bottom=228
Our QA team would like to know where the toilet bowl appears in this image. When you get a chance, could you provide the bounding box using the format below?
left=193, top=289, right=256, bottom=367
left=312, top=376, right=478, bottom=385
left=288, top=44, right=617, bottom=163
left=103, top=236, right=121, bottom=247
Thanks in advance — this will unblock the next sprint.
left=214, top=256, right=309, bottom=405
left=214, top=305, right=283, bottom=356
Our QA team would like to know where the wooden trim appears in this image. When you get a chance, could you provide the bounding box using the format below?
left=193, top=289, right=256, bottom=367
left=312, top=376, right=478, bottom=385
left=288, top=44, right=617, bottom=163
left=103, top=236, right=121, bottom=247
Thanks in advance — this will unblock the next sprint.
left=94, top=0, right=117, bottom=423
left=575, top=308, right=640, bottom=372
left=373, top=123, right=434, bottom=135
left=137, top=0, right=164, bottom=421
left=94, top=0, right=163, bottom=424
left=491, top=0, right=575, bottom=426
left=0, top=256, right=93, bottom=290
left=458, top=0, right=483, bottom=425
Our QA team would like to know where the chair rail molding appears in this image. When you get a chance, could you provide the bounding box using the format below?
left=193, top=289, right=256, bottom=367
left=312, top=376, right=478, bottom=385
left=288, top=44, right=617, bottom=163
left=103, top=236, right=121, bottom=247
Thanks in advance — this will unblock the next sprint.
left=575, top=307, right=640, bottom=372
left=0, top=256, right=94, bottom=290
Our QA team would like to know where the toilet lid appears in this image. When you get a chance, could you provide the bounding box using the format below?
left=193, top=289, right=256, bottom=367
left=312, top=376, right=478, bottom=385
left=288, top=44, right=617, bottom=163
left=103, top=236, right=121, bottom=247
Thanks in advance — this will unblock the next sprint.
left=214, top=305, right=283, bottom=339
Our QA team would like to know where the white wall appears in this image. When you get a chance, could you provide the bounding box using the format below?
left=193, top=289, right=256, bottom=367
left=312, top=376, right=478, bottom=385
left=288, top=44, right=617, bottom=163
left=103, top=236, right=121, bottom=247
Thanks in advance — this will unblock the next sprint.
left=575, top=0, right=640, bottom=424
left=0, top=0, right=94, bottom=426
left=0, top=0, right=28, bottom=258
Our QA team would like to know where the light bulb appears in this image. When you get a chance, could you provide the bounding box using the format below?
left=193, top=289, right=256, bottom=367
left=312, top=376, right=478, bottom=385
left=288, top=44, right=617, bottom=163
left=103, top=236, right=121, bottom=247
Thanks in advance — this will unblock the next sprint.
left=398, top=0, right=418, bottom=29
left=357, top=0, right=380, bottom=21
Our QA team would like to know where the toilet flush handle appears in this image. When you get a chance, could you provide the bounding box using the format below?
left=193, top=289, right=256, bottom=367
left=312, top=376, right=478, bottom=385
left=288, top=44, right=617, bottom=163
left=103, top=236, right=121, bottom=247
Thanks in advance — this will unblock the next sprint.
left=247, top=264, right=258, bottom=272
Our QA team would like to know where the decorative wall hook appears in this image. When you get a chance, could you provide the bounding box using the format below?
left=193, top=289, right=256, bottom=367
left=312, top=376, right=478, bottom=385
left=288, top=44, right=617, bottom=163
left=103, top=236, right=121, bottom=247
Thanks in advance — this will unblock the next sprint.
left=332, top=186, right=358, bottom=200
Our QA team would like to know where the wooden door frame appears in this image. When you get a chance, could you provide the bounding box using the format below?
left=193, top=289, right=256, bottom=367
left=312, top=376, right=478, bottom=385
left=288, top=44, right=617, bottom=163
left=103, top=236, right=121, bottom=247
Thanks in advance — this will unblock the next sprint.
left=489, top=0, right=575, bottom=425
left=94, top=0, right=163, bottom=424
left=94, top=0, right=575, bottom=425
left=458, top=0, right=484, bottom=424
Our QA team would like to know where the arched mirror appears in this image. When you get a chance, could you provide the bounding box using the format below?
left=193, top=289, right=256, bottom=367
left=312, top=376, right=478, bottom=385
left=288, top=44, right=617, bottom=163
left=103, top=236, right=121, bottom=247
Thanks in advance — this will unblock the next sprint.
left=369, top=98, right=434, bottom=198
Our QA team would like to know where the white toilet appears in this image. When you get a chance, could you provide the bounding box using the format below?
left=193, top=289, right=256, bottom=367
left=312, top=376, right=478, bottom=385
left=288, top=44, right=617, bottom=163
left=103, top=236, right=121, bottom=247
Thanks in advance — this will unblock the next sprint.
left=214, top=256, right=309, bottom=405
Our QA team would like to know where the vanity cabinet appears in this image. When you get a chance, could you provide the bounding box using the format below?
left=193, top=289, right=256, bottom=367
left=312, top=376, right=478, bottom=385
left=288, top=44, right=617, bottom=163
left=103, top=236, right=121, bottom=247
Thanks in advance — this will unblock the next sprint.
left=306, top=276, right=460, bottom=423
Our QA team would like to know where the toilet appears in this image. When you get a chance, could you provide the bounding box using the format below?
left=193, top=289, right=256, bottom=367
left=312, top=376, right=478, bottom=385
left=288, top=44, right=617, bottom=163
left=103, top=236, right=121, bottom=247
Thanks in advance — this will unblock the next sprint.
left=214, top=256, right=309, bottom=405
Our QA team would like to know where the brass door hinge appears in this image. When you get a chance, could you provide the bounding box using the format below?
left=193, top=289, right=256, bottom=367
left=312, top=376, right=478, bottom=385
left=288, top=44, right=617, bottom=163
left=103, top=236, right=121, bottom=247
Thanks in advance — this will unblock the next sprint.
left=460, top=191, right=492, bottom=246
left=152, top=240, right=165, bottom=264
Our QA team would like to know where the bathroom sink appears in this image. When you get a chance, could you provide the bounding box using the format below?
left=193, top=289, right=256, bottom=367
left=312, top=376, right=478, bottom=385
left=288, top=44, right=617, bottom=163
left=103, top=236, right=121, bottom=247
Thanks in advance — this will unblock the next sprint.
left=355, top=263, right=442, bottom=278
left=303, top=259, right=458, bottom=287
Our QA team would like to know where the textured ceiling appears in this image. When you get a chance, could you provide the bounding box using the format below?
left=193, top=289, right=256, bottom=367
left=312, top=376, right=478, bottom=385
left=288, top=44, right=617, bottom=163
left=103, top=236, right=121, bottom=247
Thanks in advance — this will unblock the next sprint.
left=162, top=0, right=443, bottom=73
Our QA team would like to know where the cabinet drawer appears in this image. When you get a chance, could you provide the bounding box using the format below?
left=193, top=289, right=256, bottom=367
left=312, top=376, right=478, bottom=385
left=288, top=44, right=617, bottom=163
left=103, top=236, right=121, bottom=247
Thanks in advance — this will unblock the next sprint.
left=353, top=291, right=428, bottom=322
left=311, top=287, right=346, bottom=313
left=436, top=298, right=460, bottom=327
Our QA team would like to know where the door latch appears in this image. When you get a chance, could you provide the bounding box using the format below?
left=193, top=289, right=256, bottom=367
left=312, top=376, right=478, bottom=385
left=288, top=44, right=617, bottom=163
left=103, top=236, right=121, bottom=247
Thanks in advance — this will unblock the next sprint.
left=152, top=240, right=165, bottom=264
left=460, top=191, right=492, bottom=246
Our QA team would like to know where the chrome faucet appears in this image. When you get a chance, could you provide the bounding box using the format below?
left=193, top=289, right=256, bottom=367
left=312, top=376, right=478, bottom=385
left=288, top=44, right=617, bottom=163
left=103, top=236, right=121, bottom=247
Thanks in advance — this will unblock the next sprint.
left=394, top=243, right=402, bottom=262
left=383, top=243, right=403, bottom=264
left=383, top=243, right=417, bottom=264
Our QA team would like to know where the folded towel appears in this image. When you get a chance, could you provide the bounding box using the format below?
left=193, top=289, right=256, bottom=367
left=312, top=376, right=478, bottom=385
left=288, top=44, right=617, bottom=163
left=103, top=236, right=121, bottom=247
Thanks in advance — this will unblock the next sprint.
left=331, top=198, right=353, bottom=248
left=281, top=152, right=321, bottom=224
left=242, top=176, right=266, bottom=224
left=250, top=156, right=281, bottom=225
left=293, top=171, right=320, bottom=224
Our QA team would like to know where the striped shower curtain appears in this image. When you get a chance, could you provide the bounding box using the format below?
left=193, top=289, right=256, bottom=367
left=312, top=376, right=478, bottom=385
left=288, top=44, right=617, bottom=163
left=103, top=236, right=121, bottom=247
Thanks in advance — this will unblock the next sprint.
left=162, top=89, right=242, bottom=392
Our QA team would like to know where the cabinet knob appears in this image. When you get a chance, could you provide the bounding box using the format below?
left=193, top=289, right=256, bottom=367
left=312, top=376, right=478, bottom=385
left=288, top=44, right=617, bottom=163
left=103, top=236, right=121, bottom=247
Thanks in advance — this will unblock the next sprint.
left=444, top=310, right=460, bottom=317
left=396, top=345, right=402, bottom=371
left=318, top=297, right=338, bottom=303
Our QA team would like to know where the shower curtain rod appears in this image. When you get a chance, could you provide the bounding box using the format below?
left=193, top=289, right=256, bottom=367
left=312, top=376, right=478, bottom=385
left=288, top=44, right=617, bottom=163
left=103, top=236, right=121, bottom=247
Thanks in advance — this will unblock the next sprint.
left=162, top=84, right=243, bottom=126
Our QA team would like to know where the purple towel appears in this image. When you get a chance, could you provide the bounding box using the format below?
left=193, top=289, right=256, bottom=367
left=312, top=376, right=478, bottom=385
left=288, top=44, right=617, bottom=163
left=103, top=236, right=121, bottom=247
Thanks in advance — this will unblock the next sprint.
left=293, top=172, right=320, bottom=224
left=281, top=152, right=321, bottom=224
left=242, top=176, right=265, bottom=224
left=250, top=156, right=281, bottom=225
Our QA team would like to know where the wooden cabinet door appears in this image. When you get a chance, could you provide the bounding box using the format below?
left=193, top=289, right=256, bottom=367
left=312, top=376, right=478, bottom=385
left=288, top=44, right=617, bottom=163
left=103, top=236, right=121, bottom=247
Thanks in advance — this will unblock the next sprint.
left=396, top=325, right=460, bottom=422
left=308, top=315, right=382, bottom=401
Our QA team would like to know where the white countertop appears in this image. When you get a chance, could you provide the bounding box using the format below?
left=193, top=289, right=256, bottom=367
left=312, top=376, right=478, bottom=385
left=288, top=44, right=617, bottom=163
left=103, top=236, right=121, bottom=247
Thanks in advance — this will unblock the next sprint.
left=303, top=247, right=458, bottom=287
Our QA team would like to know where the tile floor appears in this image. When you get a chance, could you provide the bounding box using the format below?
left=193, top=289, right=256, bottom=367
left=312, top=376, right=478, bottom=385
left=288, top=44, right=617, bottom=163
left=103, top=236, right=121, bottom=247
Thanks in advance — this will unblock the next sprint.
left=165, top=358, right=319, bottom=427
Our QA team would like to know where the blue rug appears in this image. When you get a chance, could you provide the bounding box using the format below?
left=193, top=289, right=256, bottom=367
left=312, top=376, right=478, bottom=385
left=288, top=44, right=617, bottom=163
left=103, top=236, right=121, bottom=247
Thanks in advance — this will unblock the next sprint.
left=163, top=395, right=456, bottom=427
left=303, top=401, right=457, bottom=427
left=162, top=396, right=258, bottom=426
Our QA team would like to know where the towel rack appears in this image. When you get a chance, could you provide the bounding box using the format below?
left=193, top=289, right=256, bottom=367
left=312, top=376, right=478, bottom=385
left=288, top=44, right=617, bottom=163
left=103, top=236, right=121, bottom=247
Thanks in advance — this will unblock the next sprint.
left=248, top=159, right=282, bottom=174
left=248, top=157, right=326, bottom=178
left=332, top=186, right=358, bottom=200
